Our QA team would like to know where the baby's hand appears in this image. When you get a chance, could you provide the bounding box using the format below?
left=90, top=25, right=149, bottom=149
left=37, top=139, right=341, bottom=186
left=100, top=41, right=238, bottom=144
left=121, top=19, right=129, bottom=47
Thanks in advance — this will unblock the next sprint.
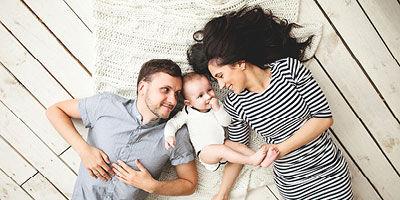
left=165, top=136, right=176, bottom=150
left=209, top=98, right=220, bottom=111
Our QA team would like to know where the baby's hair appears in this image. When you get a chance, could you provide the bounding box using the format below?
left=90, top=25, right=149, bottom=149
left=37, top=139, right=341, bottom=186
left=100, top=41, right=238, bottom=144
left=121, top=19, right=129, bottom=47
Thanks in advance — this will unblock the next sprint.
left=182, top=72, right=208, bottom=99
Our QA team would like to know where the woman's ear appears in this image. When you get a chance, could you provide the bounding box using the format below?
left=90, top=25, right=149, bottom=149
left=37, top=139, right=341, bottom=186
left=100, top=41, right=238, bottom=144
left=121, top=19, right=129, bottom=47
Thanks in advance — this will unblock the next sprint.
left=184, top=99, right=192, bottom=107
left=238, top=60, right=246, bottom=70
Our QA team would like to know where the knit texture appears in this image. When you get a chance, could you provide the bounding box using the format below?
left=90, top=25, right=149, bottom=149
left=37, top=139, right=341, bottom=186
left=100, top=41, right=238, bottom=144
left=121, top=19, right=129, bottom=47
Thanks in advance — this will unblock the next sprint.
left=92, top=0, right=322, bottom=199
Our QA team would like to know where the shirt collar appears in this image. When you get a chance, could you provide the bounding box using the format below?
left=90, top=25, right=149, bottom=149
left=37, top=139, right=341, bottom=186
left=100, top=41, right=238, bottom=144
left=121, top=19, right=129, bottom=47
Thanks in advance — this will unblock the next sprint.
left=132, top=99, right=166, bottom=127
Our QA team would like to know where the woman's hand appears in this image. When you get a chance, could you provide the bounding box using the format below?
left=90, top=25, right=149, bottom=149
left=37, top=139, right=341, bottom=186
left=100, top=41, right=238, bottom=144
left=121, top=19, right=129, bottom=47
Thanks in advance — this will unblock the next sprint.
left=78, top=144, right=114, bottom=181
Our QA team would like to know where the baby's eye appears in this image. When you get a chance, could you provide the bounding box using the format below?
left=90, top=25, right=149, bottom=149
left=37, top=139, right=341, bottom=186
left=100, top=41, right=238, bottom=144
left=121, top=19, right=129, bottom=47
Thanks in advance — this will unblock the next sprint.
left=198, top=94, right=203, bottom=98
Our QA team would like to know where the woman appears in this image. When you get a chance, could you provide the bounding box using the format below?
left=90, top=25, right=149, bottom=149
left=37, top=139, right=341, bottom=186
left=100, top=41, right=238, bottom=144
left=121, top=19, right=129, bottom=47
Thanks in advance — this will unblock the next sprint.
left=187, top=6, right=353, bottom=200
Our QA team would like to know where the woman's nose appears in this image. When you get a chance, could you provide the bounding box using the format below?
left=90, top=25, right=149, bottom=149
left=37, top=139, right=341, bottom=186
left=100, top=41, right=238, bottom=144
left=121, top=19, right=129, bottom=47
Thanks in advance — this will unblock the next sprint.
left=217, top=79, right=225, bottom=89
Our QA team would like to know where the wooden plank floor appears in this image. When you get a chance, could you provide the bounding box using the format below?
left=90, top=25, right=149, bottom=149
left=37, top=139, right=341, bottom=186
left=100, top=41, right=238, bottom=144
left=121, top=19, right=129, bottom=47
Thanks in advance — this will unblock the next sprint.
left=0, top=0, right=399, bottom=199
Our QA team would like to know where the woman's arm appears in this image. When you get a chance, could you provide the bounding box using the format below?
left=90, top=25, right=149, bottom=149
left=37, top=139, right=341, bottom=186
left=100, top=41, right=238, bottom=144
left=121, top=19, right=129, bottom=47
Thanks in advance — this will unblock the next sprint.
left=277, top=117, right=333, bottom=158
left=213, top=163, right=243, bottom=200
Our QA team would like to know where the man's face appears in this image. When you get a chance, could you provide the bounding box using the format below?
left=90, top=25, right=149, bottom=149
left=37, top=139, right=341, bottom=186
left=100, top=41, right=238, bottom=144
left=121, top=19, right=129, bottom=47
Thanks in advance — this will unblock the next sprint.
left=141, top=72, right=182, bottom=119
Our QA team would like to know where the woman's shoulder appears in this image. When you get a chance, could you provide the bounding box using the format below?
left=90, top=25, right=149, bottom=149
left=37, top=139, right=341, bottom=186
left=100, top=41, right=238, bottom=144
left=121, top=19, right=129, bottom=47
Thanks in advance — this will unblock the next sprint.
left=269, top=57, right=301, bottom=68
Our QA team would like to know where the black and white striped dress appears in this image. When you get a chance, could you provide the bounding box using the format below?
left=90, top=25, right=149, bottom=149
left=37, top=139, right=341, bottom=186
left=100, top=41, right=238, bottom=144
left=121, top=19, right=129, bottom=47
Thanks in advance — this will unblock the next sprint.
left=224, top=57, right=353, bottom=199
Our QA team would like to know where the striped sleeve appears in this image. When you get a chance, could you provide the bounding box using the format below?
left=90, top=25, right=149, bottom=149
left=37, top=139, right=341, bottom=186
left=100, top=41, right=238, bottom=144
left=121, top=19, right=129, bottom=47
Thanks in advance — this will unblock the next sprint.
left=287, top=57, right=332, bottom=118
left=224, top=94, right=251, bottom=145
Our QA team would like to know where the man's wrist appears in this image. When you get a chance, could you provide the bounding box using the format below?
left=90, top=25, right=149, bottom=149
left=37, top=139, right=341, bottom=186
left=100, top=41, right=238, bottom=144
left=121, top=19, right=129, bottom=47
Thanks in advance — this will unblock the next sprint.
left=73, top=141, right=90, bottom=156
left=146, top=178, right=159, bottom=194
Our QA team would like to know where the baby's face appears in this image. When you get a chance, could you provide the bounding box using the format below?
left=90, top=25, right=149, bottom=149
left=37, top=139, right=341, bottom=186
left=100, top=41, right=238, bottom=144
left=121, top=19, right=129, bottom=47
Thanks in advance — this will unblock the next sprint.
left=184, top=76, right=216, bottom=112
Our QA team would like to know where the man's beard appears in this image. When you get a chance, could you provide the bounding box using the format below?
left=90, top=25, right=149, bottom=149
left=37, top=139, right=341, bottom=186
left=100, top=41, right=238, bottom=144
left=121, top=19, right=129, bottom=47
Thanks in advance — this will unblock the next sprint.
left=145, top=94, right=170, bottom=119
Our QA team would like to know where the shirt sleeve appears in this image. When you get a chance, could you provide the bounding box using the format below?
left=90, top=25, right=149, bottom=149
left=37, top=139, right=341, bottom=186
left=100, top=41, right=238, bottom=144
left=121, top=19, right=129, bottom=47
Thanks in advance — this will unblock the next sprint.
left=78, top=93, right=106, bottom=128
left=169, top=125, right=195, bottom=166
left=287, top=57, right=332, bottom=118
left=224, top=95, right=251, bottom=145
left=213, top=100, right=232, bottom=127
left=164, top=110, right=188, bottom=138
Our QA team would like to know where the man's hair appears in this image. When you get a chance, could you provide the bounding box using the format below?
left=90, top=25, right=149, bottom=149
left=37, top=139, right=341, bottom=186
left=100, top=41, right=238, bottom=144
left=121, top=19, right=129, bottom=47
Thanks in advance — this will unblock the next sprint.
left=137, top=59, right=183, bottom=88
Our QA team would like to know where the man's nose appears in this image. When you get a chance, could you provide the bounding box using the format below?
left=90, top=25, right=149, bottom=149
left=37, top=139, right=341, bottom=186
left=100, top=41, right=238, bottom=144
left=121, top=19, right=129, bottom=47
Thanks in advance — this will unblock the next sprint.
left=168, top=93, right=177, bottom=106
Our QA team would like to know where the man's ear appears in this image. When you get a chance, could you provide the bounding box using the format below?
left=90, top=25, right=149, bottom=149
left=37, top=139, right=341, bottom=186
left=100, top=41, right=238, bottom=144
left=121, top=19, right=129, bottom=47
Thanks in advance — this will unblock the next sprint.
left=137, top=81, right=147, bottom=95
left=184, top=100, right=192, bottom=107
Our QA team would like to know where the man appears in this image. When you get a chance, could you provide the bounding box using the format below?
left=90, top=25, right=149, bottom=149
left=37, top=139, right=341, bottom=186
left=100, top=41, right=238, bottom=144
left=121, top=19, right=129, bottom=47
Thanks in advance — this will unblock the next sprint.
left=46, top=59, right=197, bottom=199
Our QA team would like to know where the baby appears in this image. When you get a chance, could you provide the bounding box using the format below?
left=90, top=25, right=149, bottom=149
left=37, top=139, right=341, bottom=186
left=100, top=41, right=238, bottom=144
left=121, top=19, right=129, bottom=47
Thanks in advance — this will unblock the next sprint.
left=164, top=72, right=279, bottom=171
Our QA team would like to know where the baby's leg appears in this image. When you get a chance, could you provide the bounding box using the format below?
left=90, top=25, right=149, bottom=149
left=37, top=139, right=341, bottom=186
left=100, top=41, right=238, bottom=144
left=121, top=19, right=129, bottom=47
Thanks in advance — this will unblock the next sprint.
left=200, top=144, right=267, bottom=166
left=260, top=146, right=279, bottom=168
left=224, top=140, right=255, bottom=156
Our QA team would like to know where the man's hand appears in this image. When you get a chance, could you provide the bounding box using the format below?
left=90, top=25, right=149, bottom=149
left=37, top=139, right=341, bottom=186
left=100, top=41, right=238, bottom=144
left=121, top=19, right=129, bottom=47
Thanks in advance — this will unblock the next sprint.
left=209, top=98, right=220, bottom=111
left=112, top=160, right=157, bottom=193
left=78, top=145, right=114, bottom=181
left=165, top=136, right=176, bottom=150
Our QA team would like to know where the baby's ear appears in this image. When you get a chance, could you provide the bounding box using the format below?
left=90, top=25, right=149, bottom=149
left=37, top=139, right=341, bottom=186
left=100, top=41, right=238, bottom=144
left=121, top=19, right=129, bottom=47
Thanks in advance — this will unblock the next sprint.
left=184, top=100, right=192, bottom=107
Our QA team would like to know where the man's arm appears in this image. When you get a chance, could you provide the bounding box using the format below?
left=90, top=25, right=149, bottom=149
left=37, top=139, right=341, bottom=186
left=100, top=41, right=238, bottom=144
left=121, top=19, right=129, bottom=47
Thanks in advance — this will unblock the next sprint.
left=46, top=99, right=114, bottom=181
left=113, top=159, right=197, bottom=195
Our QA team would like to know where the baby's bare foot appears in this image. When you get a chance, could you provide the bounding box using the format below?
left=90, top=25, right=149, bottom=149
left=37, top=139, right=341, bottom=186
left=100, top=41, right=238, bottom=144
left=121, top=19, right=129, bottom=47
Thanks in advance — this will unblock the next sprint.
left=260, top=146, right=279, bottom=168
left=249, top=145, right=267, bottom=166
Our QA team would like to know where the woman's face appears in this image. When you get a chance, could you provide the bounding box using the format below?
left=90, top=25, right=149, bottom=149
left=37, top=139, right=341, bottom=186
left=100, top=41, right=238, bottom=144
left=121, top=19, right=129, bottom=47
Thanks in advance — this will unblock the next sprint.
left=208, top=59, right=246, bottom=94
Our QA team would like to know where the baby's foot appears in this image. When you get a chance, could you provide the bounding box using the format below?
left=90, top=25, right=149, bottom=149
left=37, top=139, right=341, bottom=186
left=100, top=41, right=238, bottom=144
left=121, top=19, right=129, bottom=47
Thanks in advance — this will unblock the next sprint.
left=260, top=146, right=279, bottom=168
left=249, top=145, right=267, bottom=166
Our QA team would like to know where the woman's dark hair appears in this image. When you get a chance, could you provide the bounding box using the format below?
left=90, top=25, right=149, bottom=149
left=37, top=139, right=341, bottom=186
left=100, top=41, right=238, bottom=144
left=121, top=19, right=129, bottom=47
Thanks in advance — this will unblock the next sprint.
left=187, top=6, right=313, bottom=75
left=137, top=59, right=182, bottom=87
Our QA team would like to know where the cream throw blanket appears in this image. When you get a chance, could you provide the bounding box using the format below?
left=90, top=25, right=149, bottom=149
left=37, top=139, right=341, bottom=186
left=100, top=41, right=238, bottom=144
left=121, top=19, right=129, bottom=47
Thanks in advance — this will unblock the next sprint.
left=93, top=0, right=322, bottom=199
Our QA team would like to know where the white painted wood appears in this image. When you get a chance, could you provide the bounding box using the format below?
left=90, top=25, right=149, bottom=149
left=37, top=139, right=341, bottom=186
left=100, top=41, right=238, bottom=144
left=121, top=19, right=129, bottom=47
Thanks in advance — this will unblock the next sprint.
left=64, top=0, right=94, bottom=31
left=0, top=62, right=69, bottom=155
left=60, top=118, right=88, bottom=174
left=330, top=136, right=381, bottom=200
left=358, top=0, right=400, bottom=62
left=300, top=0, right=400, bottom=174
left=0, top=136, right=37, bottom=185
left=0, top=0, right=93, bottom=99
left=22, top=173, right=67, bottom=200
left=0, top=103, right=76, bottom=198
left=306, top=58, right=399, bottom=199
left=23, top=0, right=95, bottom=72
left=0, top=170, right=32, bottom=200
left=316, top=0, right=400, bottom=125
left=0, top=26, right=71, bottom=108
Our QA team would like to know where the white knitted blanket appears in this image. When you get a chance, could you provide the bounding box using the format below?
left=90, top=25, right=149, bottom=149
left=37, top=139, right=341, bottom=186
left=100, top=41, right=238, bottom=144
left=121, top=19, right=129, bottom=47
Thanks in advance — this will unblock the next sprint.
left=92, top=0, right=322, bottom=199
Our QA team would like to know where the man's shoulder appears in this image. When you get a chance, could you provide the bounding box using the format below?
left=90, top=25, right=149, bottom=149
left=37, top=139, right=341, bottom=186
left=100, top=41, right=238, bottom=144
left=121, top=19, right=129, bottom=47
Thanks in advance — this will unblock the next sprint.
left=174, top=124, right=189, bottom=139
left=96, top=92, right=134, bottom=103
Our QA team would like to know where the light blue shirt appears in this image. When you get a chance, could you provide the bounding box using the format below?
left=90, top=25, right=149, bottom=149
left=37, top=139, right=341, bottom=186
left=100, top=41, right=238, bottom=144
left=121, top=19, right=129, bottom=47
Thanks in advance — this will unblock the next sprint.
left=73, top=92, right=194, bottom=200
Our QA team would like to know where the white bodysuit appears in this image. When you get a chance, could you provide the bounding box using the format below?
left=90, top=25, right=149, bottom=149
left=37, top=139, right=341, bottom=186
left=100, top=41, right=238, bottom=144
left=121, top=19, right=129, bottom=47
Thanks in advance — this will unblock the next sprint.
left=164, top=103, right=231, bottom=170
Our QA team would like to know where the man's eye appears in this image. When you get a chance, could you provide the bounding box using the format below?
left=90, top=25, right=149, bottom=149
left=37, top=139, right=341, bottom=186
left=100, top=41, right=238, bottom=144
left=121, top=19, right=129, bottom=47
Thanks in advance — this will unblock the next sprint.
left=162, top=88, right=169, bottom=92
